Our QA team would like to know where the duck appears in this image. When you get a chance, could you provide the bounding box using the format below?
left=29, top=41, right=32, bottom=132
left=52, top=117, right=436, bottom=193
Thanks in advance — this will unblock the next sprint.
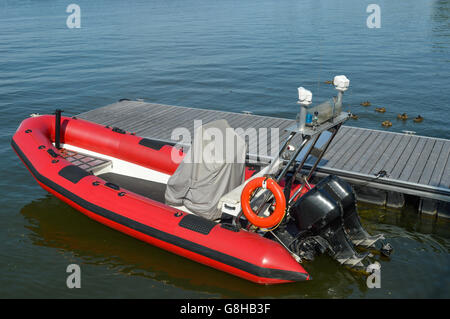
left=360, top=101, right=371, bottom=106
left=324, top=80, right=333, bottom=85
left=375, top=107, right=386, bottom=113
left=413, top=115, right=423, bottom=123
left=397, top=113, right=408, bottom=120
left=349, top=113, right=358, bottom=120
left=382, top=120, right=392, bottom=127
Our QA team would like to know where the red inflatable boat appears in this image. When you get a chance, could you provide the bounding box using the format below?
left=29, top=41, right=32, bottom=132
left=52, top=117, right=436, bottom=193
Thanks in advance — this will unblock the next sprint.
left=12, top=114, right=311, bottom=284
left=13, top=87, right=392, bottom=284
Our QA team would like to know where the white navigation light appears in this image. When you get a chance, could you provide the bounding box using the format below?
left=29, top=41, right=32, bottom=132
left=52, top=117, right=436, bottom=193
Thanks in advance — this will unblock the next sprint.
left=298, top=87, right=313, bottom=105
left=333, top=75, right=350, bottom=92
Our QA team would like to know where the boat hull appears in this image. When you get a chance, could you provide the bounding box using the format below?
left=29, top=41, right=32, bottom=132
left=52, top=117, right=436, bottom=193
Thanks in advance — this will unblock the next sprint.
left=12, top=115, right=310, bottom=284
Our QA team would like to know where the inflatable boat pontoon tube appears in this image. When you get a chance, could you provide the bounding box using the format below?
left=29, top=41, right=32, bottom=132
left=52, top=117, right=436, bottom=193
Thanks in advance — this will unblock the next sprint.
left=12, top=115, right=310, bottom=284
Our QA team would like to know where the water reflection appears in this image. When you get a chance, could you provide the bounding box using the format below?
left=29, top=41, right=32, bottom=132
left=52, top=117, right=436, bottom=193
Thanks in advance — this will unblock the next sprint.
left=19, top=194, right=449, bottom=298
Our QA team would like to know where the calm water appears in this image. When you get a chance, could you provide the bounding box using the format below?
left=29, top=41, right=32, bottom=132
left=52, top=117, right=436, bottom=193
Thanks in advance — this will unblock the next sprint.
left=1, top=0, right=449, bottom=298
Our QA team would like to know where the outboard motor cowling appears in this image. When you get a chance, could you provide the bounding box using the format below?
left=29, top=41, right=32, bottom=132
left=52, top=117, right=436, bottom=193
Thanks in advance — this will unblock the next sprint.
left=290, top=186, right=369, bottom=269
left=291, top=187, right=340, bottom=233
left=315, top=175, right=393, bottom=256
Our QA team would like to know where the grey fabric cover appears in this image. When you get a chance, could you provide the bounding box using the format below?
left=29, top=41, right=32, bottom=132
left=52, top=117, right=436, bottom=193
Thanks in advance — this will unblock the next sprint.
left=165, top=119, right=246, bottom=220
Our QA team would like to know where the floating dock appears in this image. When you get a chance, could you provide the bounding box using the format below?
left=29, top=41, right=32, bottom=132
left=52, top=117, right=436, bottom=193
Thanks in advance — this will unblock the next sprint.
left=78, top=100, right=450, bottom=219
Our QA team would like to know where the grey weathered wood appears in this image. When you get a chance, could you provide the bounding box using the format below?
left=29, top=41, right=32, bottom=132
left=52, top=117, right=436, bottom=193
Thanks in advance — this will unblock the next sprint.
left=328, top=128, right=369, bottom=169
left=379, top=134, right=412, bottom=175
left=351, top=131, right=383, bottom=172
left=398, top=137, right=426, bottom=181
left=321, top=127, right=352, bottom=160
left=429, top=142, right=450, bottom=187
left=439, top=144, right=450, bottom=188
left=321, top=128, right=355, bottom=164
left=359, top=131, right=397, bottom=174
left=391, top=136, right=420, bottom=179
left=324, top=130, right=363, bottom=167
left=409, top=139, right=436, bottom=184
left=339, top=129, right=373, bottom=170
left=419, top=140, right=444, bottom=185
left=77, top=101, right=450, bottom=202
left=343, top=130, right=379, bottom=171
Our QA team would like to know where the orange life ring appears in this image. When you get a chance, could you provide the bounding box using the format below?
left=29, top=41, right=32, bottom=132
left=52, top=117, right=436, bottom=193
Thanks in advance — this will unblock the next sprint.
left=240, top=177, right=286, bottom=229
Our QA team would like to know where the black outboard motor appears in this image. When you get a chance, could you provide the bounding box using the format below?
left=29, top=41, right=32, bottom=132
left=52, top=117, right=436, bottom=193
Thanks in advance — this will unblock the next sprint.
left=290, top=185, right=369, bottom=269
left=314, top=175, right=393, bottom=257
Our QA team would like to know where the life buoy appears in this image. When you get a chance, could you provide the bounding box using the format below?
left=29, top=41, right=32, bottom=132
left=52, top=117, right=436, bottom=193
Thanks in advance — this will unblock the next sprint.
left=240, top=177, right=286, bottom=229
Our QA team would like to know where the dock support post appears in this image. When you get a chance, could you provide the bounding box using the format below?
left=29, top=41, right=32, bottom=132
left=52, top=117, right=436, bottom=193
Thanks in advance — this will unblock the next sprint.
left=437, top=202, right=450, bottom=220
left=419, top=198, right=437, bottom=217
left=386, top=191, right=405, bottom=209
left=353, top=185, right=387, bottom=206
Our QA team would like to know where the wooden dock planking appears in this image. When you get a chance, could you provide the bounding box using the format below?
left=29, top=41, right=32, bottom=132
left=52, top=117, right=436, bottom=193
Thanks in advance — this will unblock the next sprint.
left=408, top=139, right=436, bottom=184
left=368, top=133, right=403, bottom=175
left=319, top=127, right=352, bottom=160
left=429, top=143, right=450, bottom=188
left=418, top=140, right=444, bottom=186
left=439, top=146, right=450, bottom=189
left=322, top=130, right=363, bottom=168
left=350, top=130, right=384, bottom=172
left=335, top=129, right=372, bottom=170
left=342, top=130, right=379, bottom=172
left=78, top=101, right=450, bottom=203
left=357, top=131, right=395, bottom=174
left=379, top=134, right=412, bottom=176
left=395, top=136, right=423, bottom=180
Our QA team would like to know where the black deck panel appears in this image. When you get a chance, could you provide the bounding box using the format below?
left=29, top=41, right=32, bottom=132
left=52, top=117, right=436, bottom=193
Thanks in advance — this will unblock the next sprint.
left=98, top=172, right=166, bottom=203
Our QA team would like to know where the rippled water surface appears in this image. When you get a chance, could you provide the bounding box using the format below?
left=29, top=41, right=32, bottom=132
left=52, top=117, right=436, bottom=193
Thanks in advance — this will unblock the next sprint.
left=0, top=0, right=449, bottom=298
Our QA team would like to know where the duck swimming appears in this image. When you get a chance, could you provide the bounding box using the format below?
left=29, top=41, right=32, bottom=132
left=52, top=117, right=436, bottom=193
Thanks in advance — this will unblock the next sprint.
left=360, top=101, right=371, bottom=106
left=397, top=113, right=408, bottom=120
left=324, top=80, right=333, bottom=84
left=349, top=113, right=358, bottom=120
left=413, top=115, right=423, bottom=123
left=375, top=107, right=386, bottom=113
left=382, top=120, right=392, bottom=127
